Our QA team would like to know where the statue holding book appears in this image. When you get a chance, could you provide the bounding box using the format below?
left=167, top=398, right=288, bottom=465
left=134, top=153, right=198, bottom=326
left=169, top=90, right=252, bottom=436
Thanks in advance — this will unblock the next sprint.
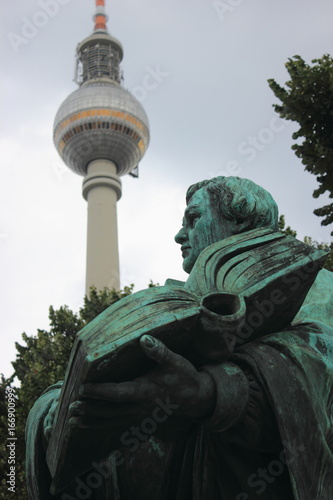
left=26, top=177, right=333, bottom=499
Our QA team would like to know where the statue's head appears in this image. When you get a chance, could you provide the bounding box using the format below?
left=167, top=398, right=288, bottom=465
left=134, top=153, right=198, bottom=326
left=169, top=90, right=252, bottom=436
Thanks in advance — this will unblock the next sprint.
left=174, top=176, right=279, bottom=274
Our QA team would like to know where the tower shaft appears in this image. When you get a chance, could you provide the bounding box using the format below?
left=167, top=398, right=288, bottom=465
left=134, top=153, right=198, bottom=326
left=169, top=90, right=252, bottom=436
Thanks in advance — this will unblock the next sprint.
left=54, top=0, right=150, bottom=295
left=82, top=160, right=122, bottom=294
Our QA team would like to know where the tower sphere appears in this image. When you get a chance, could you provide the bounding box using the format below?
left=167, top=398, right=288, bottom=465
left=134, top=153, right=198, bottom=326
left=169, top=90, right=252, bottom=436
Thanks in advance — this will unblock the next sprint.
left=52, top=0, right=151, bottom=294
left=53, top=21, right=150, bottom=177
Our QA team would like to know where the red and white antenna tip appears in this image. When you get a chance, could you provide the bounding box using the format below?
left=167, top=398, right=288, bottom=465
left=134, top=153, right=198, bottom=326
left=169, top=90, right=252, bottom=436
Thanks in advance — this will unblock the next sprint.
left=94, top=0, right=108, bottom=32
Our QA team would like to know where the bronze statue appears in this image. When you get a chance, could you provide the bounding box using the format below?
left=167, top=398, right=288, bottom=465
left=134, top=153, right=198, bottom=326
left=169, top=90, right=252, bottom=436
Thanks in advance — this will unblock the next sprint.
left=26, top=177, right=333, bottom=499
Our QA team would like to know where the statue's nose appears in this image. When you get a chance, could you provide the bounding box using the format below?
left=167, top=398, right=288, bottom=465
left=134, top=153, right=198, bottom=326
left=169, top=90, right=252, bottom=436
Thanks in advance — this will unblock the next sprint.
left=174, top=227, right=187, bottom=244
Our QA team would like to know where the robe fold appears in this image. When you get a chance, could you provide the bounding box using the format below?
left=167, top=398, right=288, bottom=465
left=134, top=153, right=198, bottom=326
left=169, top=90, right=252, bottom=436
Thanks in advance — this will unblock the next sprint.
left=26, top=269, right=333, bottom=499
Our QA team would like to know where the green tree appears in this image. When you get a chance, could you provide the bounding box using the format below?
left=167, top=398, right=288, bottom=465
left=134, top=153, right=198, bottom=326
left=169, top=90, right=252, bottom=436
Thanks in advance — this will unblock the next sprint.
left=278, top=214, right=297, bottom=237
left=303, top=237, right=333, bottom=272
left=268, top=55, right=333, bottom=234
left=0, top=285, right=135, bottom=499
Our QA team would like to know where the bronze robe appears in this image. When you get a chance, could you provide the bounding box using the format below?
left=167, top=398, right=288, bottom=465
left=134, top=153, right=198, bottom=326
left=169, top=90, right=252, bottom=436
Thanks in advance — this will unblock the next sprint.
left=26, top=270, right=333, bottom=499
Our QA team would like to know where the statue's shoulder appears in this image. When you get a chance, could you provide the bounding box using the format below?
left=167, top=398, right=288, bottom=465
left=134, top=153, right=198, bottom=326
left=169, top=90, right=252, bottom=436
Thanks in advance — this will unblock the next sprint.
left=318, top=267, right=333, bottom=282
left=294, top=268, right=333, bottom=328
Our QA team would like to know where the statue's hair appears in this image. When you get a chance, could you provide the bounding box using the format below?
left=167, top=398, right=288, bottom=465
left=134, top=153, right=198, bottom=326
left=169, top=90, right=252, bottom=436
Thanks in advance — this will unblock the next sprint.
left=186, top=176, right=279, bottom=231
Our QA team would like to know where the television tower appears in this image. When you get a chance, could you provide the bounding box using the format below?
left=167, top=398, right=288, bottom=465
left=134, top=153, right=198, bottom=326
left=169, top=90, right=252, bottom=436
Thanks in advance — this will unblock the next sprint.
left=53, top=0, right=150, bottom=295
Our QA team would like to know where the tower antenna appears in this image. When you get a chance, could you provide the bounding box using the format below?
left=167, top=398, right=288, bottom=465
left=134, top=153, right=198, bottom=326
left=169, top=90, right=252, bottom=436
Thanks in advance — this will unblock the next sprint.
left=94, top=0, right=108, bottom=32
left=53, top=0, right=150, bottom=294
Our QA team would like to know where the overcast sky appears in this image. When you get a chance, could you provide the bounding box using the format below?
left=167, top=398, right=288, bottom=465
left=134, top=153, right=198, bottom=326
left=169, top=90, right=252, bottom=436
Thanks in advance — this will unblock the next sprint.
left=1, top=0, right=333, bottom=378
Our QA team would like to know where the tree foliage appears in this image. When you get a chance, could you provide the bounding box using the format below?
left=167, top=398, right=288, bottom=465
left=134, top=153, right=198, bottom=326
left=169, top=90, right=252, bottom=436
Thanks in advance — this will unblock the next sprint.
left=268, top=55, right=333, bottom=234
left=303, top=237, right=333, bottom=273
left=278, top=214, right=297, bottom=237
left=0, top=285, right=134, bottom=499
left=1, top=238, right=331, bottom=498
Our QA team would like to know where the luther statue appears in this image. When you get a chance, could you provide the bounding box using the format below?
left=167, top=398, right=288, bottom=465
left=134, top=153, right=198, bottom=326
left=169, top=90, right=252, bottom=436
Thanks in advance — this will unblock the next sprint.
left=26, top=176, right=333, bottom=499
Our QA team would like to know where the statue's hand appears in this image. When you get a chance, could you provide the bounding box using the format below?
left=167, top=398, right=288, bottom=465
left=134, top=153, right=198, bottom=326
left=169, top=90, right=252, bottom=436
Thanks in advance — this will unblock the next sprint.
left=69, top=335, right=216, bottom=430
left=44, top=394, right=61, bottom=442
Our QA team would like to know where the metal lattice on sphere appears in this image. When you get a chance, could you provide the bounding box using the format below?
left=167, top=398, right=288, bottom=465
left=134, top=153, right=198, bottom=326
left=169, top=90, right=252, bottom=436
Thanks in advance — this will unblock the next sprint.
left=53, top=82, right=150, bottom=176
left=53, top=0, right=150, bottom=177
left=52, top=0, right=151, bottom=293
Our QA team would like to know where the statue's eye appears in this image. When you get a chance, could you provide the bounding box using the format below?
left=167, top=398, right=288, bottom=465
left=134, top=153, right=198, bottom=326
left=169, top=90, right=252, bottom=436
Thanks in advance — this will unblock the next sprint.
left=188, top=214, right=200, bottom=228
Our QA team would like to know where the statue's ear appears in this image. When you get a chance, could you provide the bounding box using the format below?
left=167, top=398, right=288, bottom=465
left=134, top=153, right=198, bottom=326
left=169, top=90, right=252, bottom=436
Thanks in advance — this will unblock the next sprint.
left=232, top=219, right=253, bottom=235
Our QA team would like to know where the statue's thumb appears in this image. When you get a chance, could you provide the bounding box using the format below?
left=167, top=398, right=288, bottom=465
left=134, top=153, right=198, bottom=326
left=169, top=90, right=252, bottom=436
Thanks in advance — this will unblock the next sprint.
left=140, top=335, right=157, bottom=350
left=140, top=335, right=168, bottom=364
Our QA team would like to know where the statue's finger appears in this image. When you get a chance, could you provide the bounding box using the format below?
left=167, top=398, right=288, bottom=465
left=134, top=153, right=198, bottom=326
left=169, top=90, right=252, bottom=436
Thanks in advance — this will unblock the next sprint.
left=69, top=400, right=139, bottom=419
left=140, top=334, right=188, bottom=371
left=68, top=414, right=142, bottom=431
left=79, top=381, right=145, bottom=402
left=45, top=426, right=53, bottom=441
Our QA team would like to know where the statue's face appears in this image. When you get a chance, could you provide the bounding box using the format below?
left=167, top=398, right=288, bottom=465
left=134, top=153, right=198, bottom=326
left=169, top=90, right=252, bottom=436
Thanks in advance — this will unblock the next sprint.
left=174, top=187, right=234, bottom=274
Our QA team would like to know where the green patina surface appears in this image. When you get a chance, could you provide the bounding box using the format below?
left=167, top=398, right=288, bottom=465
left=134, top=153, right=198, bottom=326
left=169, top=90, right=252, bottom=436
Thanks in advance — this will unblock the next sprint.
left=26, top=177, right=333, bottom=500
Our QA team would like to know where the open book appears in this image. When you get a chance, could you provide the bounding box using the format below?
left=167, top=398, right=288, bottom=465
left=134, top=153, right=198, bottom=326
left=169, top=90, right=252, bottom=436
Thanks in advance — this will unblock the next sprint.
left=47, top=227, right=328, bottom=494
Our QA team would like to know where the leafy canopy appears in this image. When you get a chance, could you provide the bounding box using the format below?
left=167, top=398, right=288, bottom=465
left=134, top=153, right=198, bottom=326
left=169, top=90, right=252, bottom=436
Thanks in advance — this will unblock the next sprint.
left=0, top=285, right=135, bottom=499
left=268, top=55, right=333, bottom=234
